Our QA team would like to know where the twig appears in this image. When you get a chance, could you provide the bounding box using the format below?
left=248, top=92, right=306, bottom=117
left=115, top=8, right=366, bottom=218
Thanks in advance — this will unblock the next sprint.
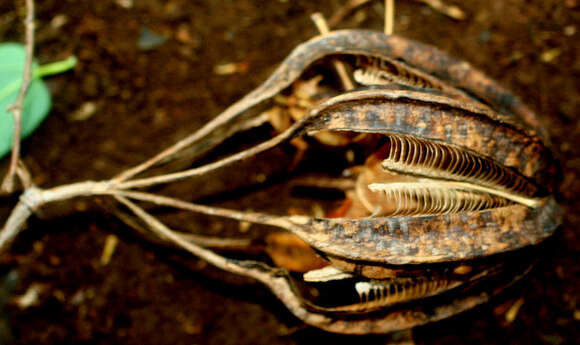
left=113, top=189, right=294, bottom=230
left=0, top=181, right=113, bottom=252
left=92, top=196, right=258, bottom=251
left=113, top=195, right=335, bottom=330
left=327, top=0, right=373, bottom=28
left=289, top=175, right=356, bottom=190
left=311, top=13, right=355, bottom=91
left=16, top=160, right=34, bottom=189
left=416, top=0, right=466, bottom=20
left=113, top=195, right=272, bottom=281
left=0, top=200, right=34, bottom=252
left=2, top=0, right=36, bottom=193
left=164, top=111, right=269, bottom=165
left=112, top=91, right=274, bottom=183
left=113, top=12, right=359, bottom=185
left=179, top=234, right=254, bottom=251
left=385, top=0, right=395, bottom=35
left=116, top=117, right=302, bottom=190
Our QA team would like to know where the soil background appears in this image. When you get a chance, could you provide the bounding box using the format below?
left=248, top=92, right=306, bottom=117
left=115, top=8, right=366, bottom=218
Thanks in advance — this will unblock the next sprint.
left=0, top=0, right=579, bottom=344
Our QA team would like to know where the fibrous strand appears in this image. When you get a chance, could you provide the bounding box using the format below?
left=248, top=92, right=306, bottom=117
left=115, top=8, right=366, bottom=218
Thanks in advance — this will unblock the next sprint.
left=328, top=277, right=454, bottom=312
left=368, top=182, right=512, bottom=216
left=381, top=134, right=539, bottom=197
left=352, top=56, right=470, bottom=101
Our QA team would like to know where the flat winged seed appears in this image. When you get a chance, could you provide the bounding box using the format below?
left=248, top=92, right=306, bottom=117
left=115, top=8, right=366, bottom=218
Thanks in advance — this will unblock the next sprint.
left=322, top=277, right=458, bottom=313
left=303, top=266, right=354, bottom=282
left=380, top=134, right=540, bottom=197
left=353, top=55, right=472, bottom=102
left=367, top=182, right=512, bottom=217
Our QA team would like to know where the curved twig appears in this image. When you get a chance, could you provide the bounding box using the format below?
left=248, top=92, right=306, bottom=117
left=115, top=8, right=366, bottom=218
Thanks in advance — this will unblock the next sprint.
left=0, top=181, right=113, bottom=251
left=2, top=0, right=36, bottom=193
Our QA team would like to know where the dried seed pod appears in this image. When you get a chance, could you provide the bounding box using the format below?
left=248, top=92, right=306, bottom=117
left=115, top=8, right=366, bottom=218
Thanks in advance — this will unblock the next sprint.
left=117, top=30, right=561, bottom=334
left=277, top=88, right=560, bottom=265
left=160, top=29, right=549, bottom=170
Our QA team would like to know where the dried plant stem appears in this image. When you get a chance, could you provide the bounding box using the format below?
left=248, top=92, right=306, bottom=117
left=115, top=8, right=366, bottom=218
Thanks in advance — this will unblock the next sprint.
left=0, top=181, right=112, bottom=251
left=111, top=205, right=255, bottom=250
left=311, top=13, right=354, bottom=91
left=115, top=190, right=295, bottom=230
left=0, top=177, right=298, bottom=254
left=114, top=118, right=237, bottom=183
left=2, top=0, right=36, bottom=193
left=114, top=194, right=330, bottom=328
left=113, top=14, right=366, bottom=185
left=416, top=0, right=466, bottom=21
left=289, top=175, right=356, bottom=190
left=1, top=112, right=305, bottom=251
left=0, top=201, right=33, bottom=250
left=180, top=234, right=253, bottom=250
left=385, top=0, right=395, bottom=35
left=327, top=0, right=373, bottom=28
left=113, top=93, right=277, bottom=183
left=116, top=117, right=303, bottom=190
left=114, top=195, right=258, bottom=275
left=15, top=160, right=33, bottom=189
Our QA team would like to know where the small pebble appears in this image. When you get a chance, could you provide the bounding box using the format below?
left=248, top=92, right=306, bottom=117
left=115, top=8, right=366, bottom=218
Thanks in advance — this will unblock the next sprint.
left=138, top=27, right=166, bottom=50
left=14, top=284, right=43, bottom=309
left=540, top=48, right=562, bottom=63
left=100, top=234, right=119, bottom=266
left=68, top=102, right=97, bottom=121
left=564, top=25, right=576, bottom=36
left=116, top=0, right=133, bottom=9
left=479, top=30, right=491, bottom=43
left=239, top=221, right=251, bottom=233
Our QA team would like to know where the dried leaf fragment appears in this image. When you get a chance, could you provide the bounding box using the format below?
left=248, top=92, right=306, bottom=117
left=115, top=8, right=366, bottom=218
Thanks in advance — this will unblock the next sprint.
left=265, top=232, right=329, bottom=272
left=505, top=298, right=525, bottom=323
left=214, top=61, right=249, bottom=75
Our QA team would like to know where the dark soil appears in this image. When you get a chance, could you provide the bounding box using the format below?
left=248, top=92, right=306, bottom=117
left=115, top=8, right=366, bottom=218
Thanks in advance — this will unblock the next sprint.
left=0, top=1, right=579, bottom=344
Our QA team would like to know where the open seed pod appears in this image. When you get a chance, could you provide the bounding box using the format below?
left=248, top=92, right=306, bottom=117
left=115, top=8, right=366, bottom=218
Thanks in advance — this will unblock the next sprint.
left=116, top=30, right=561, bottom=334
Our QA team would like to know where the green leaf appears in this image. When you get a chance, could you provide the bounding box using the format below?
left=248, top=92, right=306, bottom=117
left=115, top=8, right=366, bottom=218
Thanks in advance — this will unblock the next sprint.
left=0, top=43, right=77, bottom=159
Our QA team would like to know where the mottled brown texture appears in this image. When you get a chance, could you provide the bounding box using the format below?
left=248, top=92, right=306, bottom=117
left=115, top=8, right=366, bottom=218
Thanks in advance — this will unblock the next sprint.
left=0, top=10, right=560, bottom=338
left=258, top=259, right=533, bottom=334
left=250, top=30, right=542, bottom=133
left=0, top=0, right=576, bottom=344
left=288, top=198, right=559, bottom=265
left=176, top=29, right=552, bottom=175
left=144, top=26, right=561, bottom=331
left=305, top=89, right=555, bottom=183
left=215, top=31, right=562, bottom=266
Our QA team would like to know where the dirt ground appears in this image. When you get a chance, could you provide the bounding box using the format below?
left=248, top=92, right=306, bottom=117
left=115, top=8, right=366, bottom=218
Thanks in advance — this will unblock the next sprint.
left=0, top=0, right=579, bottom=344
